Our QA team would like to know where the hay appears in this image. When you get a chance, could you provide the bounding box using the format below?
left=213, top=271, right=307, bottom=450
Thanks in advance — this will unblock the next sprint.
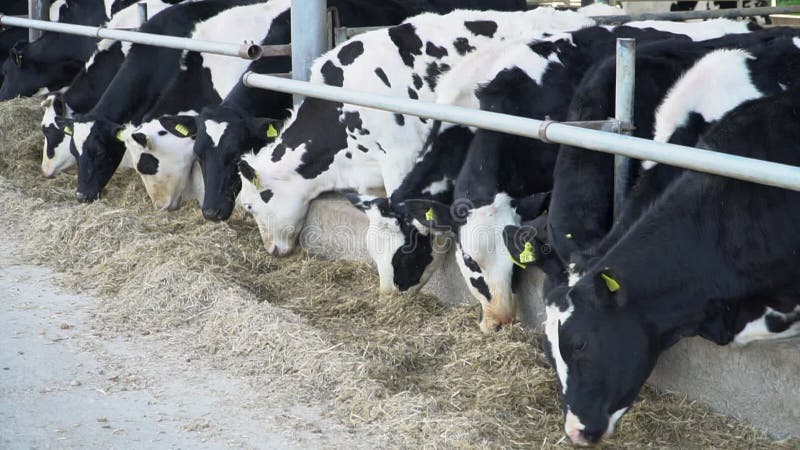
left=0, top=96, right=796, bottom=449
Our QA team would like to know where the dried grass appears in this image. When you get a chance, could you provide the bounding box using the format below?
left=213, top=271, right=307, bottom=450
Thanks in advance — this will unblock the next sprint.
left=0, top=96, right=796, bottom=449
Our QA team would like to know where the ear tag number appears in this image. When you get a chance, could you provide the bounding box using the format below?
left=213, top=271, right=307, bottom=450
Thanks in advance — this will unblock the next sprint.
left=63, top=126, right=73, bottom=136
left=267, top=123, right=278, bottom=138
left=253, top=173, right=261, bottom=190
left=519, top=242, right=536, bottom=263
left=425, top=207, right=436, bottom=221
left=175, top=124, right=190, bottom=137
left=115, top=129, right=125, bottom=142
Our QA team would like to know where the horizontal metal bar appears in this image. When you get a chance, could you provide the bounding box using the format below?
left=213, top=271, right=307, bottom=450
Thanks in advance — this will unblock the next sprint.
left=261, top=44, right=291, bottom=57
left=242, top=72, right=800, bottom=192
left=594, top=5, right=800, bottom=23
left=0, top=15, right=263, bottom=59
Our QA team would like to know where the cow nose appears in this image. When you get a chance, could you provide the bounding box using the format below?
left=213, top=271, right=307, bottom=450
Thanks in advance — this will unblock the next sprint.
left=202, top=208, right=222, bottom=221
left=579, top=428, right=604, bottom=446
left=75, top=191, right=99, bottom=203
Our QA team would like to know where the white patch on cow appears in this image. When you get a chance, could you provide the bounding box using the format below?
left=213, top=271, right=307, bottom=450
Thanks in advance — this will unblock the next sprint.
left=601, top=406, right=629, bottom=441
left=641, top=160, right=657, bottom=171
left=363, top=205, right=406, bottom=294
left=421, top=177, right=451, bottom=196
left=734, top=306, right=800, bottom=345
left=187, top=0, right=290, bottom=99
left=793, top=37, right=800, bottom=50
left=204, top=120, right=228, bottom=148
left=545, top=303, right=573, bottom=394
left=564, top=409, right=587, bottom=446
left=125, top=115, right=200, bottom=210
left=457, top=193, right=521, bottom=332
left=654, top=49, right=763, bottom=145
left=568, top=263, right=581, bottom=287
left=625, top=18, right=750, bottom=41
left=779, top=83, right=788, bottom=91
left=244, top=7, right=599, bottom=254
left=577, top=3, right=623, bottom=15
left=72, top=121, right=95, bottom=156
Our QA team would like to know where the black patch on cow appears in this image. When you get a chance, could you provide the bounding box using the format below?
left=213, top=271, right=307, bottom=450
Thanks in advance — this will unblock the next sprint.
left=321, top=60, right=344, bottom=87
left=424, top=62, right=451, bottom=91
left=132, top=132, right=148, bottom=148
left=136, top=153, right=160, bottom=176
left=395, top=114, right=405, bottom=126
left=374, top=67, right=391, bottom=87
left=463, top=253, right=482, bottom=273
left=407, top=88, right=418, bottom=100
left=412, top=74, right=423, bottom=90
left=529, top=41, right=558, bottom=59
left=337, top=41, right=364, bottom=66
left=357, top=144, right=369, bottom=153
left=392, top=219, right=434, bottom=291
left=376, top=142, right=387, bottom=153
left=464, top=20, right=498, bottom=38
left=389, top=23, right=423, bottom=67
left=470, top=276, right=492, bottom=301
left=453, top=37, right=476, bottom=55
left=157, top=130, right=168, bottom=136
left=342, top=111, right=364, bottom=134
left=425, top=42, right=448, bottom=58
left=239, top=160, right=257, bottom=183
left=279, top=99, right=350, bottom=179
left=419, top=117, right=428, bottom=124
left=345, top=152, right=352, bottom=159
left=259, top=189, right=274, bottom=204
left=271, top=143, right=287, bottom=162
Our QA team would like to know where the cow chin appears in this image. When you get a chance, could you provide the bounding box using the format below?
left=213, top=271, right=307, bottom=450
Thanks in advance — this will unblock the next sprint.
left=478, top=296, right=517, bottom=333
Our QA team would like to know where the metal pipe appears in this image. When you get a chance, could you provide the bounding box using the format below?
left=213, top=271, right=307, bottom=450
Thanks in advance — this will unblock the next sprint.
left=291, top=0, right=326, bottom=104
left=0, top=15, right=263, bottom=60
left=27, top=0, right=48, bottom=42
left=593, top=5, right=800, bottom=23
left=613, top=38, right=635, bottom=219
left=242, top=72, right=800, bottom=192
left=137, top=2, right=148, bottom=28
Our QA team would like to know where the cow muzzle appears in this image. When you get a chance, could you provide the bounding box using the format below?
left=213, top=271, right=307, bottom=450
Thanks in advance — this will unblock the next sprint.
left=75, top=190, right=99, bottom=203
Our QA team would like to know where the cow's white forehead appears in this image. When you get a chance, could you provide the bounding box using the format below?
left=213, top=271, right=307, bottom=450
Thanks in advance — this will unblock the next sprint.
left=72, top=121, right=94, bottom=155
left=204, top=120, right=229, bottom=148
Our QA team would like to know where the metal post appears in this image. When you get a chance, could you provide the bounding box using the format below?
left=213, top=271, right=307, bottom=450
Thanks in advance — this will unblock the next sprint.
left=27, top=0, right=48, bottom=42
left=137, top=2, right=148, bottom=28
left=613, top=38, right=635, bottom=220
left=291, top=0, right=326, bottom=104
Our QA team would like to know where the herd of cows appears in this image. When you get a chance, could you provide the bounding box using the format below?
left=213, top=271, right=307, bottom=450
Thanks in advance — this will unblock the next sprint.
left=2, top=0, right=800, bottom=446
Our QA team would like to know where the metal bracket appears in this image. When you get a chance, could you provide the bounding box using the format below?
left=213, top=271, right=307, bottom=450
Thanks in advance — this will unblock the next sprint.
left=538, top=116, right=635, bottom=143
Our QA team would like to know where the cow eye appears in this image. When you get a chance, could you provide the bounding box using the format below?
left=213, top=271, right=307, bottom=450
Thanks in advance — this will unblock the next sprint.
left=243, top=203, right=253, bottom=212
left=573, top=336, right=587, bottom=353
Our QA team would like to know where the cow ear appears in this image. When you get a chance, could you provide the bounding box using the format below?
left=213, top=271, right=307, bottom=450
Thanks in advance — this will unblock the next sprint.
left=591, top=267, right=627, bottom=309
left=511, top=191, right=551, bottom=221
left=251, top=118, right=282, bottom=143
left=238, top=159, right=261, bottom=188
left=403, top=199, right=459, bottom=232
left=40, top=96, right=54, bottom=110
left=9, top=46, right=23, bottom=66
left=159, top=115, right=197, bottom=138
left=54, top=116, right=74, bottom=136
left=52, top=95, right=67, bottom=116
left=503, top=225, right=539, bottom=267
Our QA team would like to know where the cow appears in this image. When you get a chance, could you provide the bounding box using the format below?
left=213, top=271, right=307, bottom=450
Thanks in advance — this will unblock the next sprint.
left=395, top=21, right=757, bottom=332
left=127, top=0, right=529, bottom=221
left=0, top=0, right=140, bottom=100
left=40, top=0, right=189, bottom=178
left=236, top=7, right=610, bottom=258
left=0, top=0, right=28, bottom=87
left=54, top=0, right=264, bottom=203
left=539, top=85, right=800, bottom=445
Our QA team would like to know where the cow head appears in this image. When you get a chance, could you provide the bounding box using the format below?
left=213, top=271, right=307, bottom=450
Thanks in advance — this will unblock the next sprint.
left=124, top=116, right=198, bottom=211
left=344, top=193, right=450, bottom=295
left=57, top=116, right=126, bottom=203
left=407, top=192, right=550, bottom=333
left=40, top=94, right=75, bottom=177
left=0, top=41, right=83, bottom=101
left=544, top=269, right=656, bottom=446
left=238, top=155, right=307, bottom=256
left=191, top=107, right=282, bottom=221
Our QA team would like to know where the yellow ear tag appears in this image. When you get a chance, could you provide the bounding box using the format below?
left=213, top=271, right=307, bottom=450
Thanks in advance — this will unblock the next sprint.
left=425, top=207, right=436, bottom=221
left=600, top=273, right=621, bottom=293
left=266, top=123, right=278, bottom=138
left=175, top=124, right=190, bottom=137
left=63, top=126, right=73, bottom=136
left=252, top=173, right=261, bottom=190
left=519, top=242, right=536, bottom=264
left=115, top=129, right=125, bottom=142
left=565, top=233, right=573, bottom=239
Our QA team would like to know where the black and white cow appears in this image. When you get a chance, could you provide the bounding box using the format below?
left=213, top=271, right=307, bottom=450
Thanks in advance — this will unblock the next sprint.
left=398, top=21, right=754, bottom=332
left=0, top=0, right=140, bottom=100
left=0, top=0, right=28, bottom=87
left=127, top=0, right=529, bottom=221
left=541, top=85, right=800, bottom=445
left=55, top=0, right=262, bottom=203
left=40, top=0, right=188, bottom=178
left=236, top=7, right=603, bottom=256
